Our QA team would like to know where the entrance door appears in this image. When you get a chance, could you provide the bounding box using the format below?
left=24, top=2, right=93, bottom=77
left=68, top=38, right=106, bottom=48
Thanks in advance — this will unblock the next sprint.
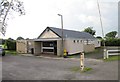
left=53, top=41, right=57, bottom=55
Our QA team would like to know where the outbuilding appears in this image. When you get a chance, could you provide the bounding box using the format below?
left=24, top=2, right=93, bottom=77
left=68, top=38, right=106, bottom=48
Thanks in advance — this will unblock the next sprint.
left=17, top=27, right=101, bottom=56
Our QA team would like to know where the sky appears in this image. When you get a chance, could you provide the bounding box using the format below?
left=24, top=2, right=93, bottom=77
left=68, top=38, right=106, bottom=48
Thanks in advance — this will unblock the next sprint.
left=1, top=0, right=119, bottom=39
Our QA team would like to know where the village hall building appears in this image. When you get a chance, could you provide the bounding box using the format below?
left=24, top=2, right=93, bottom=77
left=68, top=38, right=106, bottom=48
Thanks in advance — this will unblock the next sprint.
left=17, top=27, right=101, bottom=56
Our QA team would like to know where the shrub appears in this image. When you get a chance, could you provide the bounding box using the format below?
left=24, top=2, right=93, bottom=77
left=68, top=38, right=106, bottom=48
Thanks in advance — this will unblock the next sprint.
left=6, top=39, right=16, bottom=50
left=101, top=38, right=120, bottom=46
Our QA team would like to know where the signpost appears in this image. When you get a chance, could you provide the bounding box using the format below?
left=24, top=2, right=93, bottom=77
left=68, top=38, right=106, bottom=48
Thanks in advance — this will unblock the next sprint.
left=80, top=52, right=84, bottom=71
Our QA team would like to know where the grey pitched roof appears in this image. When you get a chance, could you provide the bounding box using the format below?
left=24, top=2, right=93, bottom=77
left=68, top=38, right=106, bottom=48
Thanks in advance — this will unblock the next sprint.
left=49, top=27, right=96, bottom=39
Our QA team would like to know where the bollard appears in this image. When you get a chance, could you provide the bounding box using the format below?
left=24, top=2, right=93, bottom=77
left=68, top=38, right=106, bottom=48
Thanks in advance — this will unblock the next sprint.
left=104, top=49, right=107, bottom=59
left=63, top=49, right=67, bottom=58
left=80, top=52, right=84, bottom=71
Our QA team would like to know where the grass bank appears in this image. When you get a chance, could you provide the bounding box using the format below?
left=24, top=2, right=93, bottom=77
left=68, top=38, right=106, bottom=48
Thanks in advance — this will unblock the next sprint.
left=70, top=66, right=92, bottom=73
left=104, top=55, right=120, bottom=61
left=5, top=50, right=17, bottom=55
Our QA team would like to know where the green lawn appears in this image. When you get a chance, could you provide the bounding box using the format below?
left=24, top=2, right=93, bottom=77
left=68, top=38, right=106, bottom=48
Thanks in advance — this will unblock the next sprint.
left=104, top=55, right=120, bottom=61
left=67, top=47, right=103, bottom=59
left=5, top=50, right=17, bottom=55
left=70, top=66, right=92, bottom=73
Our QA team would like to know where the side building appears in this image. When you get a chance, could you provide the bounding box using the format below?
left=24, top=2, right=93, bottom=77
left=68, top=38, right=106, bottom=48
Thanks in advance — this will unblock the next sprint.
left=16, top=27, right=101, bottom=56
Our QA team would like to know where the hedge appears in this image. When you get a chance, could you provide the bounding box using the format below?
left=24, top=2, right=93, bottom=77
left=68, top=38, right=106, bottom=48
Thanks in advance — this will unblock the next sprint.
left=6, top=39, right=16, bottom=50
left=101, top=38, right=120, bottom=46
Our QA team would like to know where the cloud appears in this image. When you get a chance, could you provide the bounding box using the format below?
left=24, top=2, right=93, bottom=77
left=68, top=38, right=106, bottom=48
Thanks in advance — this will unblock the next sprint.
left=3, top=0, right=118, bottom=39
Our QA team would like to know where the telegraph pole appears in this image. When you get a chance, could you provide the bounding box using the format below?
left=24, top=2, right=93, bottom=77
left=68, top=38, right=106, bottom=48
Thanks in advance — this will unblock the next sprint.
left=97, top=0, right=106, bottom=59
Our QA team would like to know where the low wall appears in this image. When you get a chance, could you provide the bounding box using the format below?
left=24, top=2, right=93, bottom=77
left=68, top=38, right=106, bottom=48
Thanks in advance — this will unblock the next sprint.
left=16, top=40, right=27, bottom=53
left=16, top=40, right=35, bottom=54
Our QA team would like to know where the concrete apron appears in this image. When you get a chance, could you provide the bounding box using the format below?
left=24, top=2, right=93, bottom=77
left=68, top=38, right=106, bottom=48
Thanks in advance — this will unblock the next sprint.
left=19, top=54, right=103, bottom=62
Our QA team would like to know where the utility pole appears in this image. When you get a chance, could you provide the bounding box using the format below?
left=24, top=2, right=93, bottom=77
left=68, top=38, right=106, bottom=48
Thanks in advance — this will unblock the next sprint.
left=58, top=14, right=64, bottom=57
left=97, top=0, right=106, bottom=59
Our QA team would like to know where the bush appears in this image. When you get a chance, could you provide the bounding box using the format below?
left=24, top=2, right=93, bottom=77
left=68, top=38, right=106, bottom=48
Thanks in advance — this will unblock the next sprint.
left=101, top=38, right=120, bottom=46
left=6, top=39, right=16, bottom=50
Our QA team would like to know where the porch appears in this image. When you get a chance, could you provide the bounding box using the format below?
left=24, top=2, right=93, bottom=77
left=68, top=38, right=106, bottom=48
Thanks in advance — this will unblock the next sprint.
left=33, top=38, right=62, bottom=56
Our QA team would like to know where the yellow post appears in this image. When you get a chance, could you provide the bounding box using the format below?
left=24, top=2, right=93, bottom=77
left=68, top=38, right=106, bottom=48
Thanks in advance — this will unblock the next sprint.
left=80, top=52, right=84, bottom=71
left=63, top=49, right=67, bottom=58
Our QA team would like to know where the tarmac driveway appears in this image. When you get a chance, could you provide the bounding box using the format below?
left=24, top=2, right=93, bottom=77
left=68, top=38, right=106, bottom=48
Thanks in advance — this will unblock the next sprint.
left=0, top=57, right=2, bottom=81
left=2, top=55, right=118, bottom=80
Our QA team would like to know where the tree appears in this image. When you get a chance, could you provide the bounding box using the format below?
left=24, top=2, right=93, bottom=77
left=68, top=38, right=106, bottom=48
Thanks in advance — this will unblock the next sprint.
left=96, top=36, right=102, bottom=39
left=105, top=31, right=117, bottom=38
left=6, top=38, right=16, bottom=50
left=101, top=38, right=120, bottom=46
left=83, top=27, right=96, bottom=36
left=0, top=0, right=25, bottom=35
left=16, top=36, right=24, bottom=40
left=8, top=37, right=14, bottom=41
left=26, top=38, right=29, bottom=40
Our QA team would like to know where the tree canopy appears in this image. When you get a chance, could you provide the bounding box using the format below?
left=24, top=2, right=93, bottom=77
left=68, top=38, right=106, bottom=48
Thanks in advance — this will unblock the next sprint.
left=83, top=27, right=96, bottom=36
left=105, top=31, right=117, bottom=38
left=96, top=36, right=102, bottom=39
left=16, top=36, right=24, bottom=40
left=0, top=0, right=25, bottom=35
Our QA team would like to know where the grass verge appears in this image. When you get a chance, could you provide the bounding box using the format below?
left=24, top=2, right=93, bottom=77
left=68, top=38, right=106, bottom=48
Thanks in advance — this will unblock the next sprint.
left=104, top=55, right=120, bottom=61
left=67, top=55, right=75, bottom=58
left=85, top=47, right=103, bottom=55
left=5, top=50, right=17, bottom=55
left=70, top=66, right=92, bottom=73
left=67, top=47, right=103, bottom=58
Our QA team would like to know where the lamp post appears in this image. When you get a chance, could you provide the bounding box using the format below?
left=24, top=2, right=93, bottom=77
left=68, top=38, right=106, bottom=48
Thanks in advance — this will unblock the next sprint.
left=58, top=14, right=64, bottom=57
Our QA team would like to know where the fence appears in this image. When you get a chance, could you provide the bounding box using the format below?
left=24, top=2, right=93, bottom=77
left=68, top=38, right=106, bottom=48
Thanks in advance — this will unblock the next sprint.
left=106, top=49, right=120, bottom=58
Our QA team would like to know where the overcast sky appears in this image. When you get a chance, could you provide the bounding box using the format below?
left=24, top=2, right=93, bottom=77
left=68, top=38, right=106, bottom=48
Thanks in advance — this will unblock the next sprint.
left=1, top=0, right=119, bottom=39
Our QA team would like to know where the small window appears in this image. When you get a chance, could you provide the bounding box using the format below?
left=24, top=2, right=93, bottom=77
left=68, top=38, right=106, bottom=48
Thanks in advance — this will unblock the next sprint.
left=77, top=40, right=79, bottom=43
left=73, top=40, right=75, bottom=43
left=50, top=43, right=53, bottom=47
left=81, top=40, right=82, bottom=43
left=46, top=29, right=49, bottom=32
left=28, top=42, right=31, bottom=45
left=98, top=41, right=99, bottom=44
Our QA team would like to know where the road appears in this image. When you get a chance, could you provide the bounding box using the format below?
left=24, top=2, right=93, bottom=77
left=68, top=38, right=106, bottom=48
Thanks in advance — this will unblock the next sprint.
left=0, top=56, right=2, bottom=82
left=2, top=55, right=118, bottom=80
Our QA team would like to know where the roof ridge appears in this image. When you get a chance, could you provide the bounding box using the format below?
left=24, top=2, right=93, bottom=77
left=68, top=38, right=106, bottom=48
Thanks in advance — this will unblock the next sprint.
left=48, top=27, right=84, bottom=33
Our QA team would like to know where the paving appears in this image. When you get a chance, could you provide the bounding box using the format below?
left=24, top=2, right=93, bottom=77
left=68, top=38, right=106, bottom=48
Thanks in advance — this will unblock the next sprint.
left=0, top=57, right=2, bottom=82
left=2, top=54, right=119, bottom=80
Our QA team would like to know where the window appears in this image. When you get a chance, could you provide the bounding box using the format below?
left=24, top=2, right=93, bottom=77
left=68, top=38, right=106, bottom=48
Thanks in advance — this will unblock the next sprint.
left=73, top=40, right=75, bottom=43
left=46, top=29, right=49, bottom=32
left=43, top=49, right=53, bottom=52
left=81, top=40, right=82, bottom=43
left=77, top=40, right=79, bottom=43
left=43, top=42, right=54, bottom=47
left=28, top=42, right=31, bottom=45
left=50, top=43, right=53, bottom=47
left=98, top=41, right=99, bottom=44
